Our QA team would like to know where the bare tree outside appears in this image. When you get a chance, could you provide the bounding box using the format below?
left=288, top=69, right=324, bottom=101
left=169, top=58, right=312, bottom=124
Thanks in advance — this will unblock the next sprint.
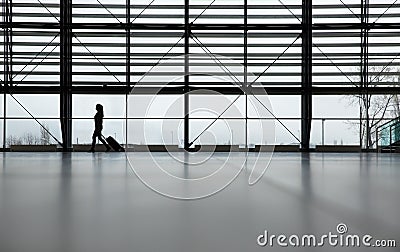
left=24, top=132, right=40, bottom=145
left=6, top=122, right=51, bottom=146
left=6, top=133, right=40, bottom=146
left=347, top=66, right=400, bottom=149
left=40, top=123, right=51, bottom=145
left=6, top=135, right=22, bottom=146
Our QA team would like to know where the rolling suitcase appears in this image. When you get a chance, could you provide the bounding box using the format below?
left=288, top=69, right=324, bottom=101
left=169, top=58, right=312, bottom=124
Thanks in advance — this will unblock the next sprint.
left=104, top=135, right=125, bottom=152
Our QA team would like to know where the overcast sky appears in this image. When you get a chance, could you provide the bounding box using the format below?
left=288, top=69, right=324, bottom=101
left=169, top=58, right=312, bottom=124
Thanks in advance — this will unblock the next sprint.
left=1, top=93, right=362, bottom=146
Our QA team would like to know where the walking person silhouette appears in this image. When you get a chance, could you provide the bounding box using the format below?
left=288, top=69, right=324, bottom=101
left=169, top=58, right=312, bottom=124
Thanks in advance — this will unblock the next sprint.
left=89, top=104, right=111, bottom=152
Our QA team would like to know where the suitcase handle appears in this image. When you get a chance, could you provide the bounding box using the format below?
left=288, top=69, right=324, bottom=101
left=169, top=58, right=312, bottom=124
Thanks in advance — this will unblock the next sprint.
left=102, top=134, right=125, bottom=152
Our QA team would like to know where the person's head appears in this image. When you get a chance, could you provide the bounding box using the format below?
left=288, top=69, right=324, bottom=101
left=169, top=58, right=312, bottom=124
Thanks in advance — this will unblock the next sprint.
left=96, top=104, right=104, bottom=115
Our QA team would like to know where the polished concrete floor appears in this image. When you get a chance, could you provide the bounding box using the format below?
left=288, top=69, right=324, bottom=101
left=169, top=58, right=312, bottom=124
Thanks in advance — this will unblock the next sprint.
left=0, top=152, right=399, bottom=252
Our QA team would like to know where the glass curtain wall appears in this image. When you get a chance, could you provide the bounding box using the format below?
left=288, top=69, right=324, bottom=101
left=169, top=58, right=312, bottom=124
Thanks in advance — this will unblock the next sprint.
left=1, top=1, right=399, bottom=148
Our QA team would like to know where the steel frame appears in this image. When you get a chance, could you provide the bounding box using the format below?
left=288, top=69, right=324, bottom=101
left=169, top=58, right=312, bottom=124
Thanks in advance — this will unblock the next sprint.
left=60, top=0, right=72, bottom=151
left=301, top=0, right=312, bottom=151
left=184, top=0, right=190, bottom=151
left=360, top=0, right=370, bottom=149
left=1, top=1, right=399, bottom=151
left=2, top=0, right=12, bottom=149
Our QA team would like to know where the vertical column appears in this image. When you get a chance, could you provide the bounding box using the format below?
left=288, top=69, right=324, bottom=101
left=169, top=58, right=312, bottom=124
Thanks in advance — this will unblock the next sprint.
left=301, top=0, right=312, bottom=151
left=60, top=0, right=73, bottom=151
left=9, top=0, right=12, bottom=89
left=244, top=0, right=248, bottom=148
left=322, top=118, right=325, bottom=145
left=184, top=0, right=190, bottom=150
left=3, top=0, right=12, bottom=149
left=126, top=0, right=130, bottom=148
left=360, top=0, right=369, bottom=149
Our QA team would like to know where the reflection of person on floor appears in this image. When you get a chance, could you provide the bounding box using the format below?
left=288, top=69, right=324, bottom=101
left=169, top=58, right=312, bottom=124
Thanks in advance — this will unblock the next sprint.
left=89, top=104, right=110, bottom=152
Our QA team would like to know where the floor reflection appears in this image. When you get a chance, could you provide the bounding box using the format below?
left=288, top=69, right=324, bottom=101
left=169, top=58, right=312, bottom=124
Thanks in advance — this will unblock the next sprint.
left=0, top=152, right=398, bottom=252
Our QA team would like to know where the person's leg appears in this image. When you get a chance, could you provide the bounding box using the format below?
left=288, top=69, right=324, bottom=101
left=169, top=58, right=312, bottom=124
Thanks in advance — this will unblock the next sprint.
left=90, top=131, right=98, bottom=151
